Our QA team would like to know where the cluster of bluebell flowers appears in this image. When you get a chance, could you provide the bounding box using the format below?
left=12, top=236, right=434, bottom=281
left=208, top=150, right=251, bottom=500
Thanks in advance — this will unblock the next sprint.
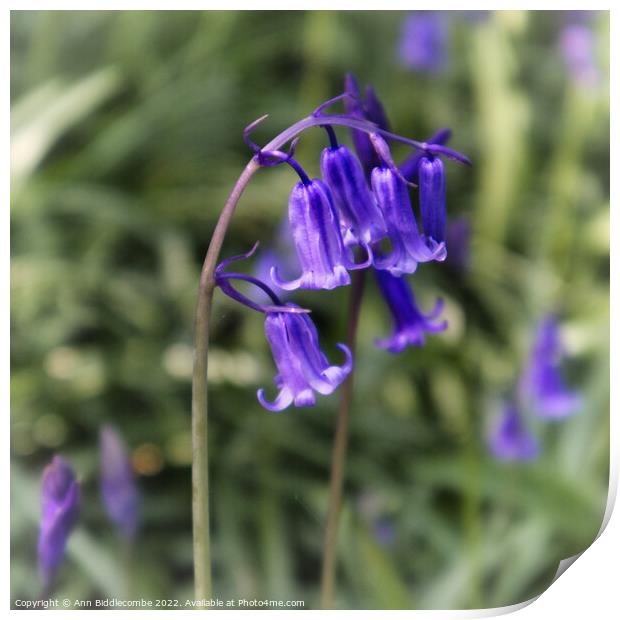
left=488, top=314, right=582, bottom=462
left=215, top=75, right=470, bottom=412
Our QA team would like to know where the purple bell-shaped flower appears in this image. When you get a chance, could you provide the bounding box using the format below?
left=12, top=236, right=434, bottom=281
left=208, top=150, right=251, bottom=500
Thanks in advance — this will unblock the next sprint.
left=258, top=304, right=353, bottom=411
left=374, top=269, right=447, bottom=353
left=320, top=141, right=388, bottom=252
left=371, top=166, right=446, bottom=276
left=418, top=155, right=447, bottom=245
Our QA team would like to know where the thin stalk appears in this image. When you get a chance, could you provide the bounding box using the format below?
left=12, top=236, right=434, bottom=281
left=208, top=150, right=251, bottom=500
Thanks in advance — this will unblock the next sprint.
left=320, top=268, right=366, bottom=609
left=192, top=158, right=259, bottom=600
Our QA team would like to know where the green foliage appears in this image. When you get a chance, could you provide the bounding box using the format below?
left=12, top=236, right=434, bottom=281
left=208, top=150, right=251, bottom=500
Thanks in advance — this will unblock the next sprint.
left=11, top=10, right=609, bottom=610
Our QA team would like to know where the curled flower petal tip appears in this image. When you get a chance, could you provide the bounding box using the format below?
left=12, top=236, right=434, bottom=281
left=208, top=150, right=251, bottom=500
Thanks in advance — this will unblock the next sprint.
left=258, top=305, right=353, bottom=412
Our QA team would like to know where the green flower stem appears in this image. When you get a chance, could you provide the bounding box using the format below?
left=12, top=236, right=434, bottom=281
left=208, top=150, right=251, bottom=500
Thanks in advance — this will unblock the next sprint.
left=320, top=267, right=366, bottom=609
left=192, top=158, right=259, bottom=600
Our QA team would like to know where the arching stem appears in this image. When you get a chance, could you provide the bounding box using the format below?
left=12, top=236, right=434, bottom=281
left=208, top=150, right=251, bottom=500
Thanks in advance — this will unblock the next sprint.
left=192, top=158, right=259, bottom=600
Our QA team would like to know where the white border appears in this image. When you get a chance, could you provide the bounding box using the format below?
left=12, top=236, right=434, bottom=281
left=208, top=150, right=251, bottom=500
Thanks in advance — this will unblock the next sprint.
left=6, top=4, right=615, bottom=618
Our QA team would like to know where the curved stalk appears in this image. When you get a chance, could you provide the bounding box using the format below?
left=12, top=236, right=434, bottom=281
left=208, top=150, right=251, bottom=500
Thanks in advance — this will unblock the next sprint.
left=320, top=268, right=366, bottom=609
left=192, top=158, right=259, bottom=600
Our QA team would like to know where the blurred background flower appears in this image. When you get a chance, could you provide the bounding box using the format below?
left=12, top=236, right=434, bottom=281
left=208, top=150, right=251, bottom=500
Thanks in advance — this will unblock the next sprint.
left=11, top=10, right=609, bottom=610
left=487, top=403, right=539, bottom=462
left=100, top=425, right=140, bottom=541
left=398, top=11, right=449, bottom=73
left=38, top=456, right=80, bottom=591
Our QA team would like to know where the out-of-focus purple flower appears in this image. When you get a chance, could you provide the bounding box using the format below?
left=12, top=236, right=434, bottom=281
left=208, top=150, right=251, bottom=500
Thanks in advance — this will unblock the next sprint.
left=399, top=12, right=449, bottom=73
left=38, top=456, right=80, bottom=589
left=488, top=403, right=539, bottom=461
left=372, top=166, right=446, bottom=276
left=100, top=425, right=140, bottom=540
left=519, top=315, right=582, bottom=419
left=446, top=217, right=470, bottom=272
left=374, top=269, right=447, bottom=353
left=321, top=143, right=388, bottom=253
left=559, top=23, right=600, bottom=88
left=257, top=304, right=353, bottom=411
left=356, top=492, right=396, bottom=547
left=373, top=517, right=396, bottom=547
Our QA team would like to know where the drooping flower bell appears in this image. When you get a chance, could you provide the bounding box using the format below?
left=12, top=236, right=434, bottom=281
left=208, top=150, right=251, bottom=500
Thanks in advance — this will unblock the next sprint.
left=258, top=304, right=353, bottom=411
left=320, top=128, right=388, bottom=254
left=371, top=165, right=446, bottom=276
left=38, top=455, right=80, bottom=590
left=263, top=150, right=369, bottom=291
left=519, top=315, right=582, bottom=419
left=488, top=403, right=539, bottom=462
left=374, top=269, right=447, bottom=353
left=418, top=155, right=447, bottom=245
left=100, top=425, right=140, bottom=540
left=215, top=246, right=352, bottom=412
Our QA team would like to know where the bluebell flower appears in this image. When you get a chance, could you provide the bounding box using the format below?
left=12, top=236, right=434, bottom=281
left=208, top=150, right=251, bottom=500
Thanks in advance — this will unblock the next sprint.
left=419, top=156, right=447, bottom=244
left=488, top=403, right=539, bottom=462
left=258, top=304, right=353, bottom=411
left=559, top=22, right=600, bottom=88
left=38, top=456, right=80, bottom=590
left=371, top=166, right=446, bottom=276
left=519, top=315, right=582, bottom=419
left=100, top=425, right=140, bottom=540
left=215, top=245, right=349, bottom=412
left=399, top=12, right=449, bottom=73
left=320, top=142, right=388, bottom=252
left=269, top=158, right=370, bottom=291
left=374, top=269, right=447, bottom=353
